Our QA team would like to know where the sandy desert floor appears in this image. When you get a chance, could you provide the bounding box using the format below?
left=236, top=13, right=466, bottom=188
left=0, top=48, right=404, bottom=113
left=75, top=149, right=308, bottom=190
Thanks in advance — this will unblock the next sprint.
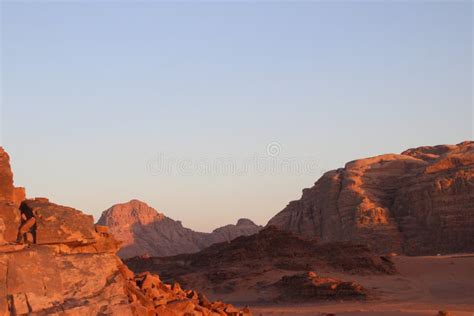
left=239, top=254, right=474, bottom=316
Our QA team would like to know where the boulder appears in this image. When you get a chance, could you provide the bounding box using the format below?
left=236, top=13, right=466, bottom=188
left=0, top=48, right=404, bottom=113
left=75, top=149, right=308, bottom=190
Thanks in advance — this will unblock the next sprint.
left=19, top=198, right=97, bottom=246
left=166, top=299, right=195, bottom=313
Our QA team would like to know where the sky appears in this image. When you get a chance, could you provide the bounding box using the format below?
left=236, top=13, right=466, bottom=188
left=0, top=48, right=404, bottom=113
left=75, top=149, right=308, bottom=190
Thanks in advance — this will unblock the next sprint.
left=0, top=1, right=472, bottom=232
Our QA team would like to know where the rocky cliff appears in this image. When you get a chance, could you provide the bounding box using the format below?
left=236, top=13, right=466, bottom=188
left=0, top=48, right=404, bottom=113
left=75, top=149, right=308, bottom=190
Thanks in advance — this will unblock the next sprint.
left=97, top=200, right=262, bottom=258
left=267, top=141, right=474, bottom=255
left=0, top=147, right=248, bottom=315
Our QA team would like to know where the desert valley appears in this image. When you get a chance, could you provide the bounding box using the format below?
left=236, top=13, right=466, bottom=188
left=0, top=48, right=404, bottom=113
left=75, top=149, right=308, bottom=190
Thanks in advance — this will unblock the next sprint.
left=0, top=141, right=473, bottom=315
left=2, top=2, right=472, bottom=315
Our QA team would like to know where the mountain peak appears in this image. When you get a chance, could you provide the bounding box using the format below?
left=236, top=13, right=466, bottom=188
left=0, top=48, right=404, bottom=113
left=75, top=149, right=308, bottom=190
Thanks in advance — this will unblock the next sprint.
left=236, top=218, right=256, bottom=226
left=97, top=199, right=164, bottom=227
left=96, top=201, right=261, bottom=258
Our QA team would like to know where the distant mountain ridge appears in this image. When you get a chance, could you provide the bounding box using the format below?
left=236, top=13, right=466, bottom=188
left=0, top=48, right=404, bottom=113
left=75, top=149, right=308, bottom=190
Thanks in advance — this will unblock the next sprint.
left=98, top=141, right=474, bottom=259
left=125, top=226, right=394, bottom=302
left=97, top=199, right=262, bottom=258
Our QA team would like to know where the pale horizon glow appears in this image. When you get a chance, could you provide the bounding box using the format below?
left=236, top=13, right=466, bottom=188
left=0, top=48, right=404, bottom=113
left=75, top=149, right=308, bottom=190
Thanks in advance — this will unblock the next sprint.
left=1, top=2, right=472, bottom=232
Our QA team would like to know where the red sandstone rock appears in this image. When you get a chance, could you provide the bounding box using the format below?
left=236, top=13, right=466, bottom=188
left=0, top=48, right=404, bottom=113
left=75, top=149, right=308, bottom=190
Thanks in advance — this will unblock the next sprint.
left=0, top=148, right=25, bottom=206
left=95, top=224, right=109, bottom=234
left=0, top=201, right=20, bottom=243
left=0, top=147, right=25, bottom=244
left=268, top=141, right=474, bottom=255
left=20, top=198, right=100, bottom=246
left=0, top=147, right=248, bottom=316
left=0, top=148, right=17, bottom=202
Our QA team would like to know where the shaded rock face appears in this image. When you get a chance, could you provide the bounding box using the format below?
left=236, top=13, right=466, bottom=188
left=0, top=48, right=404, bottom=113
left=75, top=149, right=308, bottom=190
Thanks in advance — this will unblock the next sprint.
left=97, top=200, right=262, bottom=258
left=125, top=226, right=394, bottom=300
left=0, top=148, right=246, bottom=315
left=268, top=141, right=474, bottom=255
left=273, top=271, right=367, bottom=302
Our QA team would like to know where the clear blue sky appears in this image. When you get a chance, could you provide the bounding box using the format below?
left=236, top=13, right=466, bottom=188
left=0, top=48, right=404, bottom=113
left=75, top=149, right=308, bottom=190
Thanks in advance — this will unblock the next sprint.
left=1, top=1, right=472, bottom=231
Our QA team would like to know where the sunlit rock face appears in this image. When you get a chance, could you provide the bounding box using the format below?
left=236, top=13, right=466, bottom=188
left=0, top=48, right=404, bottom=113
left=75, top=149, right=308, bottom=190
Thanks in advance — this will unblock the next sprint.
left=0, top=148, right=25, bottom=206
left=97, top=199, right=262, bottom=258
left=0, top=147, right=247, bottom=315
left=0, top=146, right=130, bottom=314
left=268, top=141, right=474, bottom=255
left=0, top=148, right=25, bottom=244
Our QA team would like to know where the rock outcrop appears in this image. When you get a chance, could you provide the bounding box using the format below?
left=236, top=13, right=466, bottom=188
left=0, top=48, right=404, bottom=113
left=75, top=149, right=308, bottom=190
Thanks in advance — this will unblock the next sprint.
left=273, top=271, right=367, bottom=302
left=97, top=200, right=262, bottom=258
left=267, top=141, right=474, bottom=255
left=0, top=148, right=25, bottom=206
left=0, top=147, right=248, bottom=315
left=0, top=148, right=25, bottom=244
left=125, top=226, right=394, bottom=301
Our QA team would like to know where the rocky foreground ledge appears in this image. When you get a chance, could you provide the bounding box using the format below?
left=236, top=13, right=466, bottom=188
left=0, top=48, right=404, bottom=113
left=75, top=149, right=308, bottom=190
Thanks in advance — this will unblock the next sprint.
left=0, top=148, right=249, bottom=315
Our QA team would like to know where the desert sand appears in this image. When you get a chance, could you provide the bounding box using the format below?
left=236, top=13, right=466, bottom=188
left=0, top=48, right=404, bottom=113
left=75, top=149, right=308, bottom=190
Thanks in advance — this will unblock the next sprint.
left=248, top=254, right=474, bottom=315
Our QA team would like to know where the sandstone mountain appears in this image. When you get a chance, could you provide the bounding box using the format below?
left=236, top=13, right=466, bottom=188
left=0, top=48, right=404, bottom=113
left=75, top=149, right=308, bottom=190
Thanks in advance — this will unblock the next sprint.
left=268, top=141, right=474, bottom=255
left=97, top=200, right=262, bottom=258
left=126, top=226, right=394, bottom=302
left=0, top=147, right=247, bottom=315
